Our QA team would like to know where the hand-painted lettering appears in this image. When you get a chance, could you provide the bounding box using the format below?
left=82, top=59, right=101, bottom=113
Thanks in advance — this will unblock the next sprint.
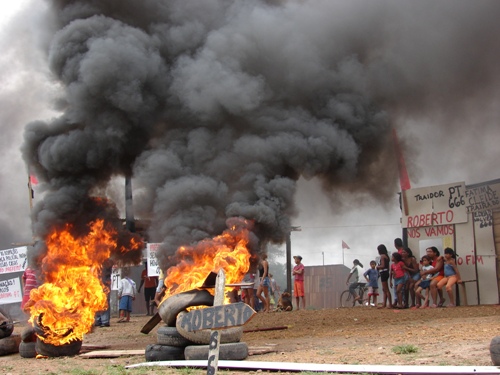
left=406, top=210, right=454, bottom=228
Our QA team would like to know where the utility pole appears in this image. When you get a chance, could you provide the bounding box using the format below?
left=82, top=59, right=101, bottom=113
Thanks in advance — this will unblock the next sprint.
left=286, top=226, right=301, bottom=293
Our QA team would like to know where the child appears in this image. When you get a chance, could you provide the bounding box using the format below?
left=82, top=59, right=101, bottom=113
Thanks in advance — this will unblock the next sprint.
left=363, top=261, right=379, bottom=307
left=415, top=255, right=437, bottom=308
left=389, top=252, right=406, bottom=309
left=118, top=269, right=137, bottom=323
left=437, top=247, right=462, bottom=307
left=292, top=255, right=305, bottom=310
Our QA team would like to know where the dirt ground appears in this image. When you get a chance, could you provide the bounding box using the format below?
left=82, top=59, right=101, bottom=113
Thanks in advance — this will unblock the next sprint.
left=2, top=304, right=499, bottom=374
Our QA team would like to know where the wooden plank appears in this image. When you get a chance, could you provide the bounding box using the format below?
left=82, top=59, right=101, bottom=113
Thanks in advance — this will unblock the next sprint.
left=126, top=360, right=500, bottom=374
left=140, top=312, right=162, bottom=334
left=80, top=349, right=144, bottom=358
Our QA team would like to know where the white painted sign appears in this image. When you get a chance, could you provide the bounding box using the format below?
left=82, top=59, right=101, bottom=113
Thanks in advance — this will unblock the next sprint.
left=0, top=277, right=22, bottom=304
left=465, top=181, right=500, bottom=214
left=402, top=182, right=468, bottom=228
left=111, top=267, right=121, bottom=291
left=0, top=246, right=28, bottom=275
left=146, top=243, right=161, bottom=277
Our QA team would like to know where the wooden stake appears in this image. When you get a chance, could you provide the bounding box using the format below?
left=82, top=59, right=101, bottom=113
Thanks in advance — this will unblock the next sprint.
left=207, top=269, right=225, bottom=375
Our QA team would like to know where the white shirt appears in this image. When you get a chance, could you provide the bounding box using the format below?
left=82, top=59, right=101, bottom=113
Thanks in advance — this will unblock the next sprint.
left=350, top=265, right=365, bottom=283
left=118, top=277, right=137, bottom=297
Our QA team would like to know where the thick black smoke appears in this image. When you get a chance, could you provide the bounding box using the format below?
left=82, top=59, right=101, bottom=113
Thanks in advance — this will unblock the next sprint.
left=22, top=0, right=500, bottom=269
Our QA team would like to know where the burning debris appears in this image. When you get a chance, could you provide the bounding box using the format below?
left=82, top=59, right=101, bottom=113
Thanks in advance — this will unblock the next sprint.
left=24, top=213, right=143, bottom=351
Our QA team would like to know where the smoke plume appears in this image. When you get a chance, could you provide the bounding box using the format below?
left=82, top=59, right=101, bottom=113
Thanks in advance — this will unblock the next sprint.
left=21, top=0, right=500, bottom=269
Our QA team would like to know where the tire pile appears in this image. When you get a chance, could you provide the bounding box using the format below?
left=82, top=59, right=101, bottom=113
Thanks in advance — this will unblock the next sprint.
left=146, top=289, right=249, bottom=362
left=0, top=308, right=21, bottom=357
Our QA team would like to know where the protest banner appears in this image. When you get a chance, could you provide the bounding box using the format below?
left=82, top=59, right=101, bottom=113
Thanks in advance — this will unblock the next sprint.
left=0, top=246, right=28, bottom=275
left=0, top=277, right=23, bottom=304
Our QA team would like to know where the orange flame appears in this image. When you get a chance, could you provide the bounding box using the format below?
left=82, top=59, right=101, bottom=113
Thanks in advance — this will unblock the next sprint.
left=162, top=219, right=253, bottom=301
left=28, top=219, right=140, bottom=345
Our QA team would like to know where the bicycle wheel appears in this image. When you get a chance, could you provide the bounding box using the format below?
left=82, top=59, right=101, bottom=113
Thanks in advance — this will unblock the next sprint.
left=340, top=290, right=354, bottom=307
left=359, top=288, right=368, bottom=306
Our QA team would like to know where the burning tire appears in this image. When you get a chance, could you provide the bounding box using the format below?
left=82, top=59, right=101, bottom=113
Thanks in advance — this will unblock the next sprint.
left=176, top=310, right=242, bottom=345
left=184, top=342, right=249, bottom=360
left=158, top=289, right=214, bottom=327
left=19, top=341, right=37, bottom=358
left=35, top=338, right=82, bottom=357
left=0, top=334, right=21, bottom=356
left=157, top=326, right=194, bottom=347
left=145, top=344, right=185, bottom=362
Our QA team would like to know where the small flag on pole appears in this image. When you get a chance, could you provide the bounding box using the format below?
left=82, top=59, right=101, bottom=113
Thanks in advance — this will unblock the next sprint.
left=342, top=240, right=350, bottom=250
left=30, top=174, right=39, bottom=186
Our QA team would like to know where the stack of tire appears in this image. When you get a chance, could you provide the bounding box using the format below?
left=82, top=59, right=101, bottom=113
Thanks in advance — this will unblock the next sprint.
left=19, top=326, right=37, bottom=358
left=146, top=289, right=248, bottom=362
left=0, top=308, right=21, bottom=357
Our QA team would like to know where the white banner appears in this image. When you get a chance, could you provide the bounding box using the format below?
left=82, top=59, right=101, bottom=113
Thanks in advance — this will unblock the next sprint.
left=402, top=182, right=468, bottom=228
left=146, top=243, right=161, bottom=277
left=0, top=277, right=23, bottom=304
left=111, top=267, right=121, bottom=291
left=0, top=246, right=28, bottom=275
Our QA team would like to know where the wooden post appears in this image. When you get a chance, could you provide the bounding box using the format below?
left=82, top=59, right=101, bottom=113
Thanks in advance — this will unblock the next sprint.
left=207, top=269, right=225, bottom=375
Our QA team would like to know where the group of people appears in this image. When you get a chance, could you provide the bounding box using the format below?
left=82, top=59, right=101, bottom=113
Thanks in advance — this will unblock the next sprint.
left=347, top=238, right=462, bottom=309
left=241, top=253, right=280, bottom=312
left=239, top=253, right=305, bottom=312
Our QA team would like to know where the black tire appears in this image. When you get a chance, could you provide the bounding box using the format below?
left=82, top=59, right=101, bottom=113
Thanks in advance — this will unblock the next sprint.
left=184, top=342, right=249, bottom=361
left=158, top=289, right=214, bottom=327
left=490, top=336, right=500, bottom=365
left=157, top=326, right=193, bottom=347
left=176, top=311, right=242, bottom=345
left=145, top=344, right=185, bottom=362
left=0, top=308, right=14, bottom=339
left=35, top=338, right=82, bottom=357
left=21, top=326, right=37, bottom=343
left=0, top=324, right=14, bottom=339
left=0, top=334, right=21, bottom=356
left=340, top=290, right=354, bottom=307
left=19, top=341, right=37, bottom=358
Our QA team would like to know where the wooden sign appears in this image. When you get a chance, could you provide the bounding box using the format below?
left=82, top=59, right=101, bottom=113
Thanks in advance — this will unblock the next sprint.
left=178, top=302, right=256, bottom=332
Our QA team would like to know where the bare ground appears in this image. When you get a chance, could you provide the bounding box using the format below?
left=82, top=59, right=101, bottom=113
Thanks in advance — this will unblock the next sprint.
left=2, top=304, right=499, bottom=374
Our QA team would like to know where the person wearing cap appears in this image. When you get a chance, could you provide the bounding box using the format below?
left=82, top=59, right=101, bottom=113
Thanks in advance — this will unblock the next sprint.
left=292, top=255, right=305, bottom=310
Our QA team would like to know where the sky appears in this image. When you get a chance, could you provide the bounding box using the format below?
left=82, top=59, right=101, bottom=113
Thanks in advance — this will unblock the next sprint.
left=1, top=1, right=500, bottom=272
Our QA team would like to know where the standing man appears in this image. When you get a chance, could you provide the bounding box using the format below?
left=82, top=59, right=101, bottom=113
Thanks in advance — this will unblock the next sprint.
left=292, top=255, right=305, bottom=310
left=137, top=262, right=158, bottom=316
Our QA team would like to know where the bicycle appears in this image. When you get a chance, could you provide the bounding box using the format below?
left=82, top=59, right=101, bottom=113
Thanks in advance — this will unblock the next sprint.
left=340, top=283, right=369, bottom=307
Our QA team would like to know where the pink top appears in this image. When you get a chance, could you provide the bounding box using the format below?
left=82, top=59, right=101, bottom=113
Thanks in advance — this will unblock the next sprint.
left=21, top=267, right=38, bottom=308
left=391, top=261, right=405, bottom=279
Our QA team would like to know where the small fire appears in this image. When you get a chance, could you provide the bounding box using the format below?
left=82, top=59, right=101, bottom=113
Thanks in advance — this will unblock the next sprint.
left=162, top=218, right=253, bottom=301
left=27, top=219, right=142, bottom=346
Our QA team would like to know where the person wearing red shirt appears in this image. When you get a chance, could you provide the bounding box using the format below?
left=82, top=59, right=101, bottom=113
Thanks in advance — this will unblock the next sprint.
left=292, top=255, right=305, bottom=310
left=137, top=263, right=158, bottom=316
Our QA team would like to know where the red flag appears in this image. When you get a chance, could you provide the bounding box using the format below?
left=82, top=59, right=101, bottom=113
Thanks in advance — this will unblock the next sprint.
left=392, top=128, right=411, bottom=191
left=342, top=240, right=350, bottom=250
left=30, top=174, right=38, bottom=186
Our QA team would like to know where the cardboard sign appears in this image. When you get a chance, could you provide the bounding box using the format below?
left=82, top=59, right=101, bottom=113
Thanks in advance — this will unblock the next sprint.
left=0, top=246, right=28, bottom=275
left=0, top=277, right=22, bottom=304
left=146, top=243, right=161, bottom=277
left=178, top=302, right=256, bottom=332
